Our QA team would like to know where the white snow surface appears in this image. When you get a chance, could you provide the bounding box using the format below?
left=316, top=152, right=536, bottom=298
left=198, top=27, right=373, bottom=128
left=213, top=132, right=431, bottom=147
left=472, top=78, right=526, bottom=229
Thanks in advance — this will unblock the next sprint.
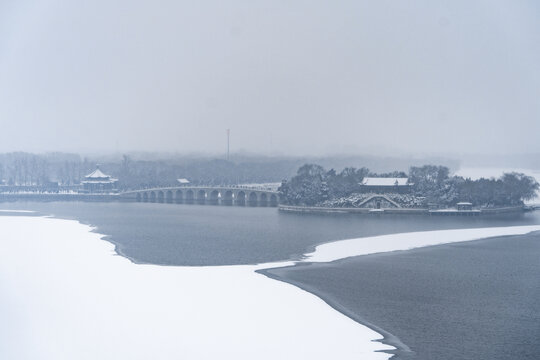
left=305, top=225, right=540, bottom=263
left=361, top=177, right=409, bottom=186
left=0, top=216, right=392, bottom=360
left=2, top=215, right=540, bottom=360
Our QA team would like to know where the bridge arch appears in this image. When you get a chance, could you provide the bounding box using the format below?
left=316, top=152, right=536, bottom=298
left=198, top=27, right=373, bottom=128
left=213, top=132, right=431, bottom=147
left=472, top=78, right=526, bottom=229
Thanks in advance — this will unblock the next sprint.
left=236, top=191, right=246, bottom=206
left=123, top=187, right=278, bottom=207
left=357, top=195, right=401, bottom=209
left=259, top=193, right=268, bottom=207
left=175, top=190, right=183, bottom=203
left=197, top=190, right=207, bottom=205
left=223, top=190, right=233, bottom=205
left=248, top=192, right=259, bottom=206
left=209, top=190, right=220, bottom=205
left=270, top=194, right=278, bottom=207
left=185, top=190, right=194, bottom=204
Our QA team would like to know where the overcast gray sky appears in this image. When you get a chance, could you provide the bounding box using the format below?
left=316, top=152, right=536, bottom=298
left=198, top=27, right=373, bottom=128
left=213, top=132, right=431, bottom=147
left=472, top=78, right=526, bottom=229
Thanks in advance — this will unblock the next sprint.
left=0, top=0, right=539, bottom=156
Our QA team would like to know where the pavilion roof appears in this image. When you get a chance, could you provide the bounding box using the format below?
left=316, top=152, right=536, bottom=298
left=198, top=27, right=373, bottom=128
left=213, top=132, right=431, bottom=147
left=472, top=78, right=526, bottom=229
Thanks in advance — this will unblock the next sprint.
left=85, top=168, right=111, bottom=179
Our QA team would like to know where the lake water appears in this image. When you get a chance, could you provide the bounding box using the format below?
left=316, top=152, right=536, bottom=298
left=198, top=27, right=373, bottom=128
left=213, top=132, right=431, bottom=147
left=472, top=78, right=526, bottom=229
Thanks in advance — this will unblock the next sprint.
left=1, top=201, right=539, bottom=266
left=265, top=233, right=540, bottom=360
left=2, top=201, right=539, bottom=359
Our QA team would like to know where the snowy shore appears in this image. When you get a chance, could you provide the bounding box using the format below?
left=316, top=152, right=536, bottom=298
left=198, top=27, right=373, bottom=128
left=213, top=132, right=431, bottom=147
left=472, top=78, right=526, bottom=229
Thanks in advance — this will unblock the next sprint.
left=1, top=215, right=540, bottom=360
left=0, top=215, right=392, bottom=360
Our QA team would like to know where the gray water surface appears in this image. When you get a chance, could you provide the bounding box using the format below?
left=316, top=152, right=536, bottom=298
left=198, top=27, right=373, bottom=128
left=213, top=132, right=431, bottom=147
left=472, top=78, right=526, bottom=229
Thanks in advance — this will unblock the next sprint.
left=1, top=201, right=539, bottom=266
left=264, top=233, right=540, bottom=360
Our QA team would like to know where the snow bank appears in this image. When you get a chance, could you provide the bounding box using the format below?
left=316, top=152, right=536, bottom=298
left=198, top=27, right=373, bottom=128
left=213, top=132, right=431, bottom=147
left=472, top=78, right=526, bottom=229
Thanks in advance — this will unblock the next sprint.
left=305, top=225, right=540, bottom=263
left=0, top=216, right=392, bottom=360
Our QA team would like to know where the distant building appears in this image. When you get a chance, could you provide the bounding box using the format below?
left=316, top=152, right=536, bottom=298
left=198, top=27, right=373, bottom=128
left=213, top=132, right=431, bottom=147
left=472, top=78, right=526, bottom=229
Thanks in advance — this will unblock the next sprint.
left=456, top=202, right=473, bottom=211
left=359, top=177, right=412, bottom=194
left=177, top=178, right=190, bottom=185
left=81, top=166, right=118, bottom=193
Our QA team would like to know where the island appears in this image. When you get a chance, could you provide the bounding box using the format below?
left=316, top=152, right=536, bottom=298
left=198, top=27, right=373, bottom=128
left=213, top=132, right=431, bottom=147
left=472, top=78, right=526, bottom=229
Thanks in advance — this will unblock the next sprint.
left=278, top=164, right=539, bottom=215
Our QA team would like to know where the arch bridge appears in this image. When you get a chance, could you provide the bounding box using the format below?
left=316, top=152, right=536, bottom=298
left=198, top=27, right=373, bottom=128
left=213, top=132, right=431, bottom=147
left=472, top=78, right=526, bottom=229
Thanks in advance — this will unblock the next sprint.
left=119, top=186, right=279, bottom=207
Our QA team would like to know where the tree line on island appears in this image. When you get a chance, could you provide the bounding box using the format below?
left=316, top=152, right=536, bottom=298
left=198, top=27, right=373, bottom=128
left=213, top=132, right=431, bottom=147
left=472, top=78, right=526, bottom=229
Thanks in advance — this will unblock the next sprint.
left=279, top=164, right=539, bottom=208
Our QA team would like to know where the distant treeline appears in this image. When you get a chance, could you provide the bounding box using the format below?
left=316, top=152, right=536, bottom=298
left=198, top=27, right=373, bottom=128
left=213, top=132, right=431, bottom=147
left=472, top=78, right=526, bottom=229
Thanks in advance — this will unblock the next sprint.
left=0, top=152, right=299, bottom=189
left=279, top=164, right=539, bottom=207
left=0, top=152, right=460, bottom=190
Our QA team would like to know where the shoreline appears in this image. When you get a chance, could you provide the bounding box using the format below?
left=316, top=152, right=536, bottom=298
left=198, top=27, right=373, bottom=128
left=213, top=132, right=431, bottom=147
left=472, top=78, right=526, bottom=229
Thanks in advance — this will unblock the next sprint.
left=260, top=225, right=540, bottom=358
left=264, top=233, right=540, bottom=360
left=0, top=214, right=393, bottom=360
left=258, top=265, right=411, bottom=358
left=278, top=204, right=527, bottom=216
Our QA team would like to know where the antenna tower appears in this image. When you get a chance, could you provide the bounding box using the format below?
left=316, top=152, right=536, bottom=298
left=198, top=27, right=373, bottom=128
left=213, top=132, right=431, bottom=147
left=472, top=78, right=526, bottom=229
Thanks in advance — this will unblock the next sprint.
left=227, top=129, right=230, bottom=161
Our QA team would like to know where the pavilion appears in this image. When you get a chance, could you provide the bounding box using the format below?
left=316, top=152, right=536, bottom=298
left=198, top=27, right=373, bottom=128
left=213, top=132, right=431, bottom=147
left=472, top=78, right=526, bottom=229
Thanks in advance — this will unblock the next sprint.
left=81, top=166, right=118, bottom=193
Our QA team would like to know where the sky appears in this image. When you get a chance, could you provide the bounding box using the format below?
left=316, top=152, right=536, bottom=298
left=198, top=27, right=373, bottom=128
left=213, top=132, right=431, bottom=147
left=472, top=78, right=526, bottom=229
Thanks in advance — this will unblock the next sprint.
left=0, top=1, right=539, bottom=156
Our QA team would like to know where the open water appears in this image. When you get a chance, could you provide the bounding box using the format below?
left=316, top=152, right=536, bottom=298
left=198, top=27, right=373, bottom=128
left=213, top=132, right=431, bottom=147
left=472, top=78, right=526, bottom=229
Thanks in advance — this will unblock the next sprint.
left=0, top=201, right=539, bottom=266
left=1, top=201, right=539, bottom=359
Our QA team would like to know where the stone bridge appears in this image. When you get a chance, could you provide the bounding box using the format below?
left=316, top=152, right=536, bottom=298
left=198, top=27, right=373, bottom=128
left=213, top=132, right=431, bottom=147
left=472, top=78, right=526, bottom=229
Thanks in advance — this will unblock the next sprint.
left=119, top=186, right=280, bottom=207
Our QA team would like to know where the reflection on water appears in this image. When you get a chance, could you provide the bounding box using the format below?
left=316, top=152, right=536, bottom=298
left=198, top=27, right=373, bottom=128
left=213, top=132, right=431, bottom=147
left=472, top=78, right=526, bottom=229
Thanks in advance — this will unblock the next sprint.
left=1, top=201, right=539, bottom=266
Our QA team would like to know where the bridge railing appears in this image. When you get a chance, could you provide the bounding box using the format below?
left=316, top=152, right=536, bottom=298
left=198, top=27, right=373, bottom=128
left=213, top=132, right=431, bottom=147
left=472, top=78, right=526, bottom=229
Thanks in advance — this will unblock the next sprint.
left=121, top=185, right=278, bottom=194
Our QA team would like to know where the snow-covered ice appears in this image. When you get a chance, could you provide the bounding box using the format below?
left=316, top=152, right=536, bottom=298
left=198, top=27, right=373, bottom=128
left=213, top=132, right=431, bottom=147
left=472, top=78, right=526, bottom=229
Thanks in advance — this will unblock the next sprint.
left=305, top=225, right=540, bottom=263
left=0, top=216, right=392, bottom=360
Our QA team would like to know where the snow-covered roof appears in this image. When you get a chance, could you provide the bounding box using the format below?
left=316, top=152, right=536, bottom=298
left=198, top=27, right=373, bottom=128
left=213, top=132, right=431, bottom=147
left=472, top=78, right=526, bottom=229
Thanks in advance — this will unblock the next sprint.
left=85, top=168, right=110, bottom=179
left=456, top=202, right=472, bottom=205
left=361, top=177, right=410, bottom=186
left=177, top=178, right=190, bottom=184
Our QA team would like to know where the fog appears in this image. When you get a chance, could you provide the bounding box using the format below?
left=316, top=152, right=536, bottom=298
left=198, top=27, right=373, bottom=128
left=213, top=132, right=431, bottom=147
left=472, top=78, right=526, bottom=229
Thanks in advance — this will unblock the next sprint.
left=1, top=1, right=539, bottom=156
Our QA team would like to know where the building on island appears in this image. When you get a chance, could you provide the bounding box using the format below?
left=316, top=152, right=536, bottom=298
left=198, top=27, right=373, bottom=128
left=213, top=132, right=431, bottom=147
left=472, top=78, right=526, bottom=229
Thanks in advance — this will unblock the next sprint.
left=81, top=166, right=118, bottom=193
left=177, top=178, right=190, bottom=185
left=359, top=177, right=413, bottom=194
left=456, top=202, right=473, bottom=211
